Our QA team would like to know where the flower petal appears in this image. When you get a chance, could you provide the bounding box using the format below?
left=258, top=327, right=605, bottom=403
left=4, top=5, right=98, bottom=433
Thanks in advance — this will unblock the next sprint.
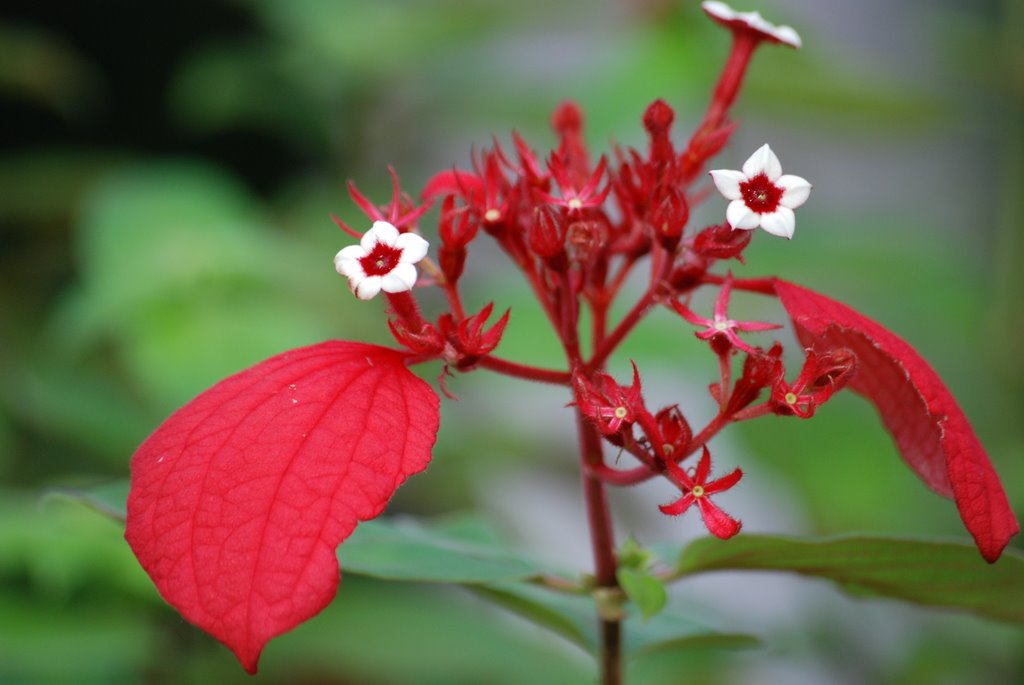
left=774, top=279, right=1020, bottom=562
left=396, top=232, right=430, bottom=264
left=759, top=207, right=796, bottom=239
left=709, top=169, right=746, bottom=201
left=701, top=1, right=737, bottom=21
left=354, top=275, right=383, bottom=300
left=705, top=467, right=743, bottom=496
left=742, top=144, right=782, bottom=181
left=361, top=221, right=400, bottom=251
left=694, top=446, right=712, bottom=483
left=696, top=498, right=742, bottom=539
left=778, top=174, right=812, bottom=209
left=380, top=263, right=417, bottom=293
left=726, top=200, right=760, bottom=230
left=659, top=493, right=696, bottom=517
left=334, top=246, right=366, bottom=279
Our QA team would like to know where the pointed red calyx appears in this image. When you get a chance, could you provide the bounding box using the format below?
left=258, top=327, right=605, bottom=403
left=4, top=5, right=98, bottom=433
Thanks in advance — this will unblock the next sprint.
left=125, top=341, right=440, bottom=672
left=438, top=302, right=511, bottom=367
left=574, top=363, right=645, bottom=439
left=773, top=279, right=1019, bottom=562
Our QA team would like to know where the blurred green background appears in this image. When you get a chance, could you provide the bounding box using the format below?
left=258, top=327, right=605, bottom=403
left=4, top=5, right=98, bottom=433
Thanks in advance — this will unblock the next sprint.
left=2, top=0, right=1022, bottom=683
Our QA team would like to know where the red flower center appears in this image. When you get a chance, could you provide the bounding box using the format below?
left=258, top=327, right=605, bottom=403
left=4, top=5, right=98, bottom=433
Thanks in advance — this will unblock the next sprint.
left=359, top=243, right=402, bottom=276
left=740, top=173, right=782, bottom=214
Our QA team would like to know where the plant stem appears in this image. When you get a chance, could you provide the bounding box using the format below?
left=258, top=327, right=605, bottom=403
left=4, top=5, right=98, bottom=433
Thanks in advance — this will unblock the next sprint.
left=575, top=408, right=622, bottom=685
left=476, top=355, right=571, bottom=385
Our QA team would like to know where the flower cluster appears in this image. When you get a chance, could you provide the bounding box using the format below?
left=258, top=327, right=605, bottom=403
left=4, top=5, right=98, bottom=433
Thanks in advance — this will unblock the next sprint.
left=321, top=3, right=1014, bottom=554
left=125, top=2, right=1017, bottom=674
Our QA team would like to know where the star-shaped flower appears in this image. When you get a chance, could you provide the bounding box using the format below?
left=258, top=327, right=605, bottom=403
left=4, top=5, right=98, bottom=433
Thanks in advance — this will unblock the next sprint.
left=710, top=144, right=812, bottom=240
left=659, top=446, right=743, bottom=539
left=334, top=221, right=429, bottom=300
left=701, top=1, right=801, bottom=49
left=672, top=274, right=781, bottom=354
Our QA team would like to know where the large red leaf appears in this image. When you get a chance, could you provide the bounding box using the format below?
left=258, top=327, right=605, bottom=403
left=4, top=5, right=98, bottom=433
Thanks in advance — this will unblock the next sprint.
left=124, top=341, right=439, bottom=672
left=774, top=279, right=1018, bottom=562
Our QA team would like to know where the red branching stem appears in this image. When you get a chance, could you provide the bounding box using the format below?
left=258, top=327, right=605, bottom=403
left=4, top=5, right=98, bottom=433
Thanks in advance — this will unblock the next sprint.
left=575, top=407, right=622, bottom=685
left=587, top=246, right=671, bottom=373
left=607, top=255, right=639, bottom=302
left=558, top=270, right=582, bottom=361
left=587, top=290, right=656, bottom=372
left=591, top=297, right=609, bottom=351
left=476, top=355, right=571, bottom=385
left=703, top=273, right=777, bottom=296
left=521, top=261, right=564, bottom=340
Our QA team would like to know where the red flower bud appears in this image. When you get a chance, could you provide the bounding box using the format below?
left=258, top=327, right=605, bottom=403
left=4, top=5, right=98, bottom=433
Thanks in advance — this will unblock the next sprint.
left=653, top=405, right=692, bottom=461
left=650, top=186, right=689, bottom=249
left=643, top=99, right=676, bottom=166
left=528, top=206, right=568, bottom=269
left=693, top=222, right=752, bottom=262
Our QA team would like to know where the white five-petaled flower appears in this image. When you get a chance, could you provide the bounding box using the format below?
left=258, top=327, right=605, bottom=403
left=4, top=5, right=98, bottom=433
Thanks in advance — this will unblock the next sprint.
left=701, top=1, right=802, bottom=49
left=334, top=220, right=429, bottom=300
left=709, top=144, right=812, bottom=240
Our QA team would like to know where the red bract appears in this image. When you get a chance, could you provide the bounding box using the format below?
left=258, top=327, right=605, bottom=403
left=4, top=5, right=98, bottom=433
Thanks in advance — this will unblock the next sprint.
left=124, top=341, right=440, bottom=672
left=773, top=279, right=1019, bottom=562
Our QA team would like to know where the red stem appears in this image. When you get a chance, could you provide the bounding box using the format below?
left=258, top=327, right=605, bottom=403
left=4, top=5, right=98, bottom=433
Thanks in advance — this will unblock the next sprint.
left=702, top=272, right=777, bottom=295
left=587, top=244, right=671, bottom=373
left=476, top=355, right=571, bottom=385
left=687, top=33, right=759, bottom=150
left=575, top=408, right=622, bottom=685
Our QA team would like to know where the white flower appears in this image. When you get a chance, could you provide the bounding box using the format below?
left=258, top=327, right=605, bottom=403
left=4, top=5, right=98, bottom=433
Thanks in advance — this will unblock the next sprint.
left=701, top=1, right=802, bottom=49
left=334, top=221, right=429, bottom=300
left=709, top=144, right=812, bottom=240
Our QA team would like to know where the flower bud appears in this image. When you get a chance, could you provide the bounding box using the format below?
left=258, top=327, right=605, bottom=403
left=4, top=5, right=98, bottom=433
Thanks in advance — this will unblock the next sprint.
left=693, top=222, right=752, bottom=262
left=528, top=206, right=568, bottom=270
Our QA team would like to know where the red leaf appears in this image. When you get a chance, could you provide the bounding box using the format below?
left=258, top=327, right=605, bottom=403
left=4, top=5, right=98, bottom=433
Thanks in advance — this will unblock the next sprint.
left=774, top=279, right=1018, bottom=562
left=124, top=341, right=439, bottom=671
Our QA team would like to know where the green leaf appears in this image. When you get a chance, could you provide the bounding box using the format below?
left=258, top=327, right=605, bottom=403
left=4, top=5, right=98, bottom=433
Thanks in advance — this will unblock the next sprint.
left=671, top=535, right=1024, bottom=623
left=630, top=633, right=762, bottom=659
left=469, top=581, right=757, bottom=659
left=336, top=516, right=543, bottom=584
left=469, top=584, right=594, bottom=653
left=41, top=482, right=128, bottom=523
left=617, top=568, right=667, bottom=620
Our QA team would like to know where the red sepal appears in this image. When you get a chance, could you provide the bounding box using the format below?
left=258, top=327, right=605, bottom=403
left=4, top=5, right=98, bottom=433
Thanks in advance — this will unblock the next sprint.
left=125, top=342, right=440, bottom=671
left=774, top=279, right=1019, bottom=562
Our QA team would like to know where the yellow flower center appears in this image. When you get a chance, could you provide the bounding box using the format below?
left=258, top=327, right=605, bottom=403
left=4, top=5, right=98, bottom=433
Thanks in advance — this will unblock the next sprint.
left=691, top=485, right=705, bottom=498
left=785, top=392, right=798, bottom=405
left=568, top=198, right=583, bottom=210
left=613, top=406, right=628, bottom=420
left=484, top=208, right=501, bottom=222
